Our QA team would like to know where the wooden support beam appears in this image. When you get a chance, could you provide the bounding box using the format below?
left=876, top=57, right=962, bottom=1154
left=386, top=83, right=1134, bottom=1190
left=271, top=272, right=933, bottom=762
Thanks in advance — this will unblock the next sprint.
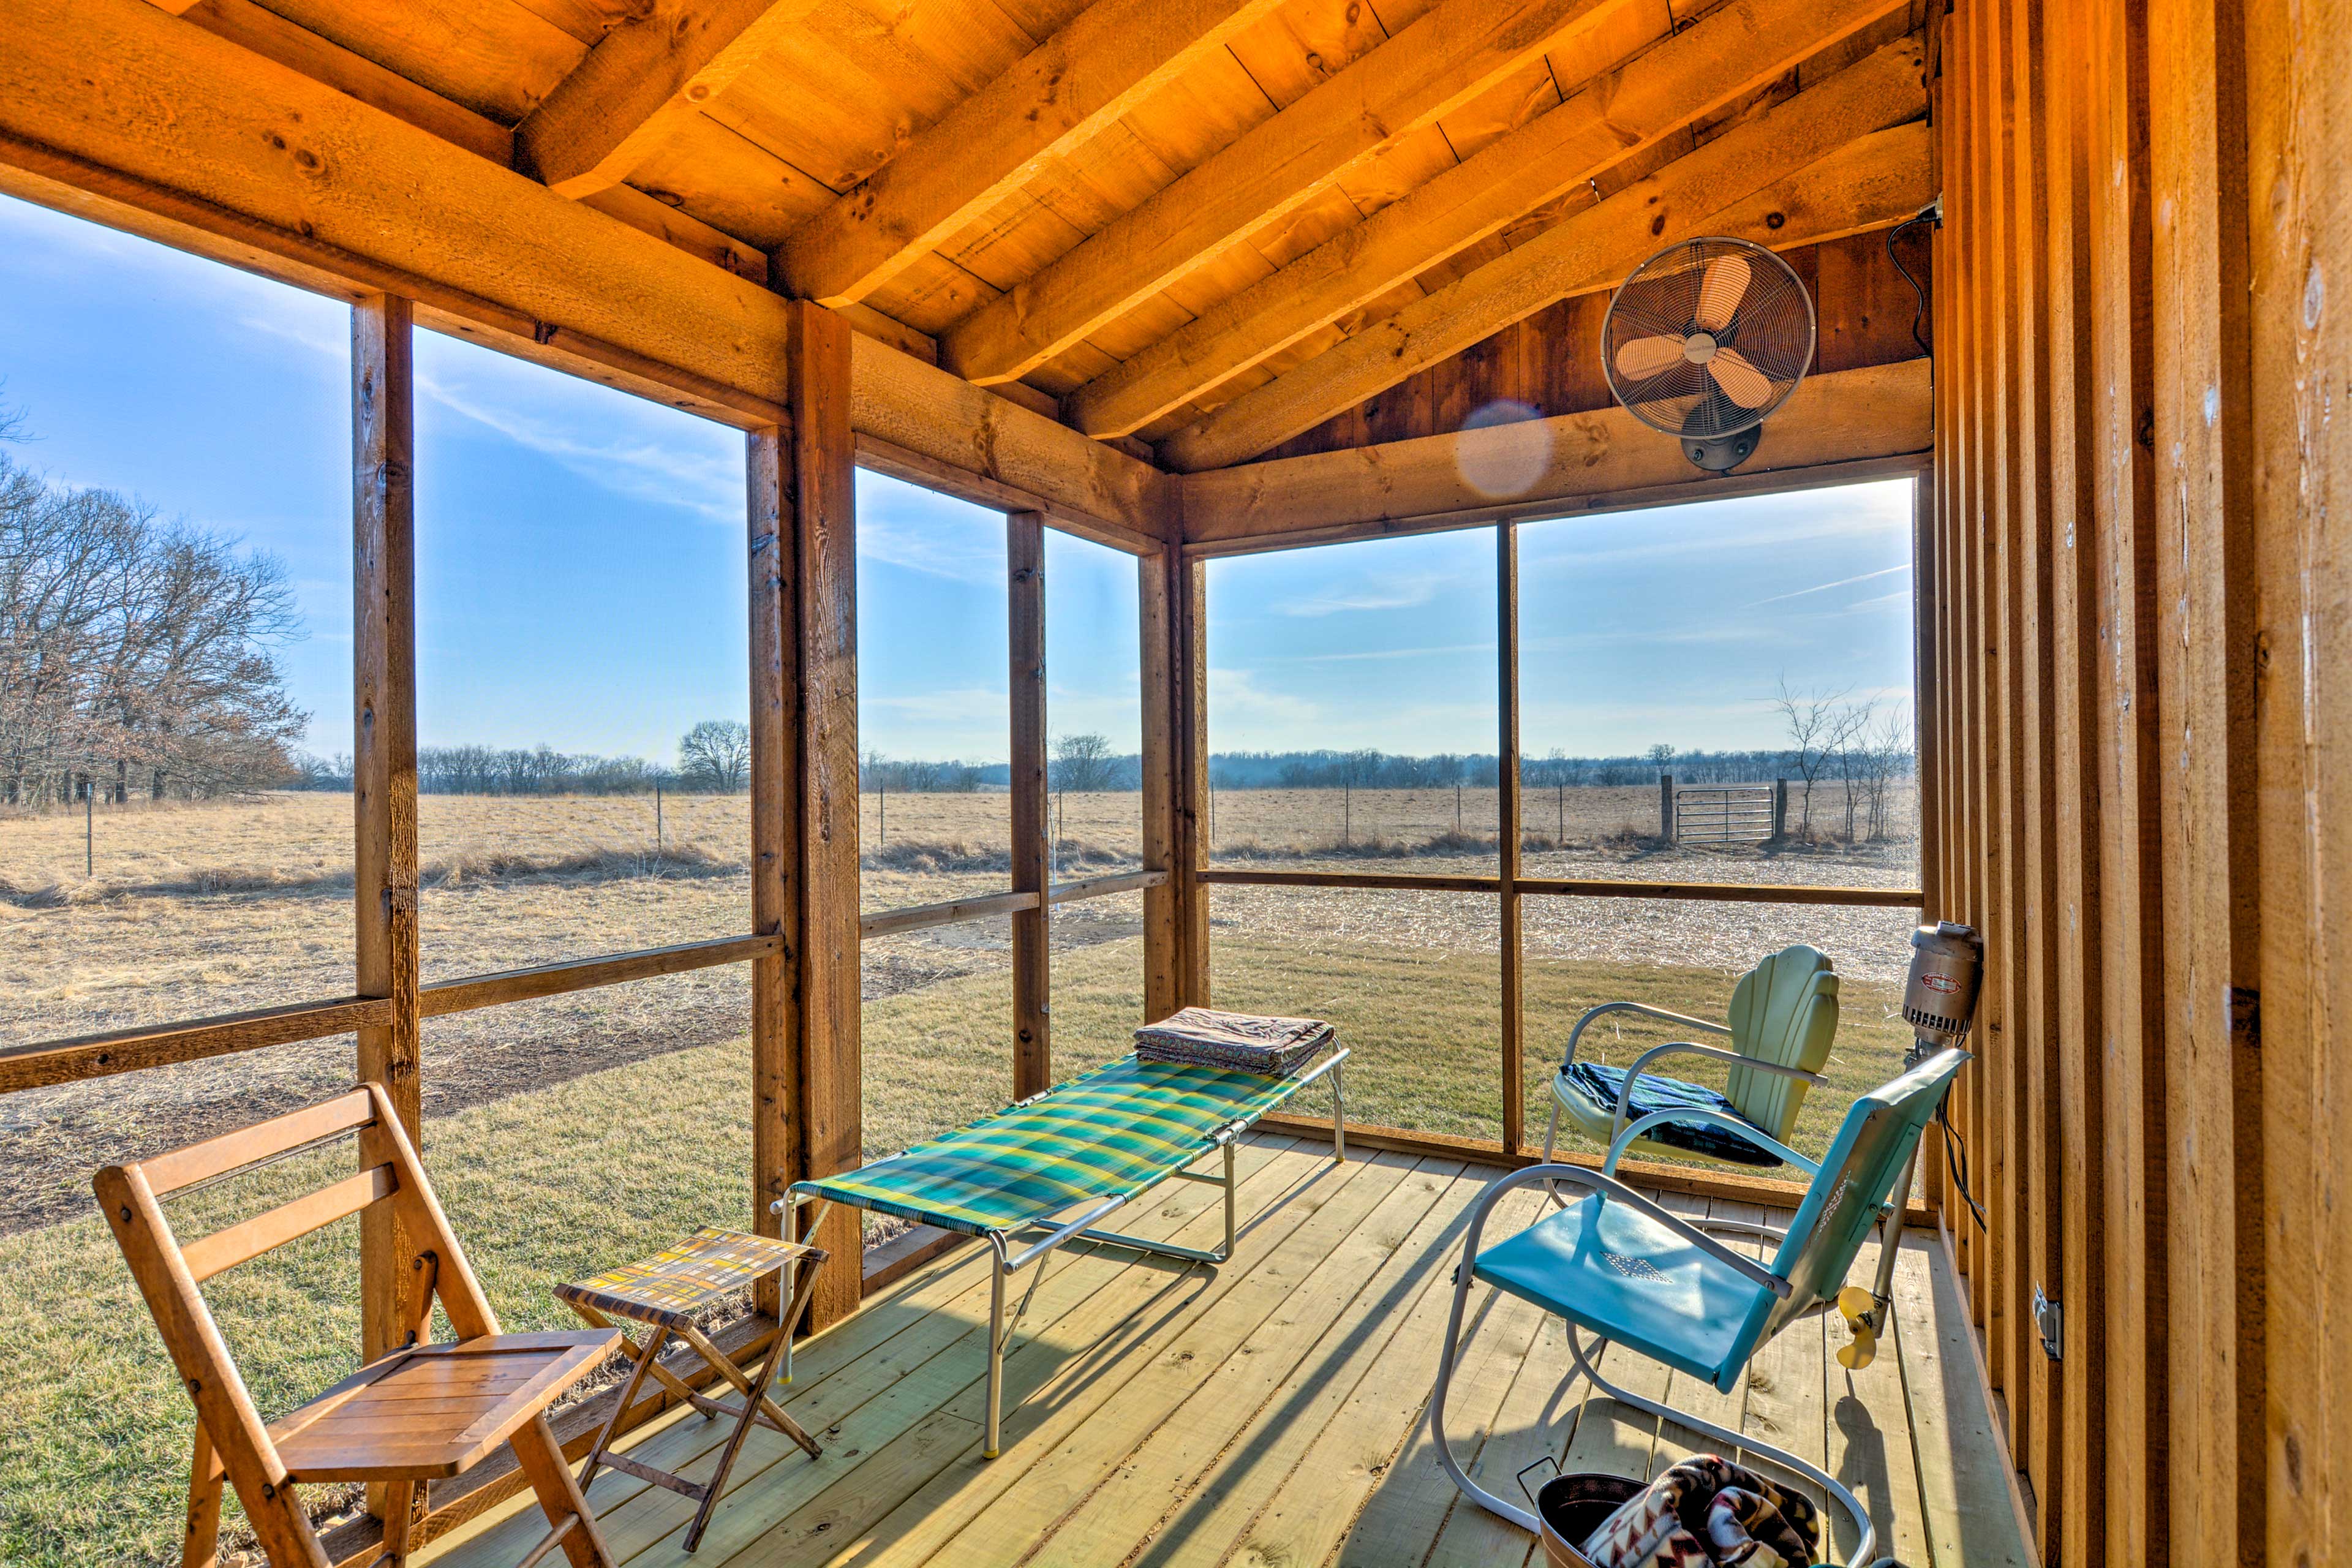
left=848, top=337, right=1172, bottom=552
left=1157, top=38, right=1931, bottom=470
left=418, top=935, right=780, bottom=1016
left=1008, top=511, right=1052, bottom=1099
left=1179, top=360, right=1931, bottom=552
left=785, top=300, right=863, bottom=1333
left=1176, top=559, right=1212, bottom=1006
left=350, top=294, right=420, bottom=1382
left=1063, top=0, right=1912, bottom=438
left=0, top=0, right=1165, bottom=537
left=776, top=0, right=1289, bottom=307
left=514, top=0, right=823, bottom=198
left=0, top=998, right=392, bottom=1095
left=1496, top=522, right=1524, bottom=1155
left=748, top=418, right=798, bottom=1325
left=938, top=0, right=1650, bottom=386
left=1140, top=549, right=1182, bottom=1022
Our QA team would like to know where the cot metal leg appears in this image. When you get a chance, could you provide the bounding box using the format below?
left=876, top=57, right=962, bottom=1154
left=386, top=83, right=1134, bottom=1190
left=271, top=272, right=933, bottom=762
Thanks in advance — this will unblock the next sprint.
left=1332, top=1060, right=1346, bottom=1163
left=986, top=1239, right=1007, bottom=1459
left=1223, top=1138, right=1237, bottom=1257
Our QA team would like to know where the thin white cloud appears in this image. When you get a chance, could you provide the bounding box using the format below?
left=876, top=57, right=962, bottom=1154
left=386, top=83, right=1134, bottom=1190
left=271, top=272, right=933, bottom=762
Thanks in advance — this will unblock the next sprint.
left=855, top=511, right=1006, bottom=585
left=1742, top=563, right=1910, bottom=608
left=1278, top=641, right=1496, bottom=665
left=235, top=306, right=743, bottom=522
left=1279, top=578, right=1441, bottom=617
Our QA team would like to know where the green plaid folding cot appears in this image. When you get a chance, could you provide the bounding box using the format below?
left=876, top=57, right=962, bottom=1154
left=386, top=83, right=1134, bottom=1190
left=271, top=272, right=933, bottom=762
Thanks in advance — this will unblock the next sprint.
left=774, top=1049, right=1348, bottom=1457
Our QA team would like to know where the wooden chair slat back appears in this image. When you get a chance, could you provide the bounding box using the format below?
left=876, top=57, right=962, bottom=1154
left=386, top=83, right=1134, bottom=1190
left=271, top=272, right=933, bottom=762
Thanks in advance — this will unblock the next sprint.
left=94, top=1159, right=333, bottom=1567
left=181, top=1162, right=400, bottom=1283
left=94, top=1082, right=507, bottom=1568
left=139, top=1087, right=378, bottom=1196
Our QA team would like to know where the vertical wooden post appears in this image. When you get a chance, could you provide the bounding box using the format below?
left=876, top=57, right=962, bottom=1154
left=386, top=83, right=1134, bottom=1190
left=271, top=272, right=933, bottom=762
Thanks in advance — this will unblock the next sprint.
left=1496, top=522, right=1523, bottom=1155
left=352, top=294, right=420, bottom=1376
left=1008, top=511, right=1051, bottom=1099
left=1139, top=548, right=1182, bottom=1022
left=747, top=422, right=799, bottom=1322
left=788, top=301, right=862, bottom=1333
left=748, top=302, right=860, bottom=1330
left=1175, top=556, right=1212, bottom=1006
left=1657, top=774, right=1674, bottom=842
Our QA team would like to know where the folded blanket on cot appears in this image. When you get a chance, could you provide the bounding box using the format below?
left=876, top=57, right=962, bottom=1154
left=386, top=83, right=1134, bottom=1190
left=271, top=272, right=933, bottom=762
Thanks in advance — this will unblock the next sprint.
left=1135, top=1007, right=1333, bottom=1077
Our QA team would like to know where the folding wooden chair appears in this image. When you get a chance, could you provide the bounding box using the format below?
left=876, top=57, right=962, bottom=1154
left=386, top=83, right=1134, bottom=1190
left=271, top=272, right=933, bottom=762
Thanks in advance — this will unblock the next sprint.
left=555, top=1227, right=829, bottom=1553
left=95, top=1082, right=620, bottom=1568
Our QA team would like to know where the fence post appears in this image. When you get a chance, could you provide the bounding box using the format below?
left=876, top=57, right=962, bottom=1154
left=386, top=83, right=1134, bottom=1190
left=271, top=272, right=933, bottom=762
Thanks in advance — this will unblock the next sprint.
left=1658, top=773, right=1675, bottom=841
left=1773, top=778, right=1790, bottom=840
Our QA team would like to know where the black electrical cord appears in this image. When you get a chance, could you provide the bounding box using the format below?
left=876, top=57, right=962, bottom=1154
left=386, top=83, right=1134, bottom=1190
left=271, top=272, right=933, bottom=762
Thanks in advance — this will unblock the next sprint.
left=1938, top=1101, right=1988, bottom=1230
left=1886, top=207, right=1937, bottom=358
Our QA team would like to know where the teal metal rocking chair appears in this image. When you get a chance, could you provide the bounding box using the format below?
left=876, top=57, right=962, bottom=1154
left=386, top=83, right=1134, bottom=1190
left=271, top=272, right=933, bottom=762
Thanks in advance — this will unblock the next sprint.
left=1431, top=1047, right=1967, bottom=1567
left=1543, top=944, right=1841, bottom=1174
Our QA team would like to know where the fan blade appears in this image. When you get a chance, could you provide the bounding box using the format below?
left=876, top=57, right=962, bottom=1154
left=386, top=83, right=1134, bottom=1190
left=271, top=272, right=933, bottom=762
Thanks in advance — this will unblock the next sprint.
left=1614, top=334, right=1687, bottom=382
left=1695, top=254, right=1752, bottom=333
left=1708, top=345, right=1775, bottom=409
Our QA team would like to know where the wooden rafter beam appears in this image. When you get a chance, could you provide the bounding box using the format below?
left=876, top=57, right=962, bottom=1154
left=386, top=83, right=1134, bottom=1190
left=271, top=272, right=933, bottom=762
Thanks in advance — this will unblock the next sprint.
left=0, top=0, right=1169, bottom=545
left=514, top=0, right=824, bottom=198
left=148, top=0, right=513, bottom=164
left=1180, top=359, right=1931, bottom=550
left=776, top=0, right=1291, bottom=308
left=1064, top=0, right=1911, bottom=439
left=1157, top=37, right=1931, bottom=472
left=938, top=0, right=1651, bottom=387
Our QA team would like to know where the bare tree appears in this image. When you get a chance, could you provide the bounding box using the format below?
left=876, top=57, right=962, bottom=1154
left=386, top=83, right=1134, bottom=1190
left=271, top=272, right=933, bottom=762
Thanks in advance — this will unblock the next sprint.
left=1771, top=677, right=1852, bottom=839
left=1646, top=742, right=1677, bottom=775
left=1050, top=731, right=1118, bottom=793
left=1830, top=697, right=1877, bottom=843
left=0, top=450, right=306, bottom=806
left=1861, top=702, right=1914, bottom=841
left=679, top=719, right=751, bottom=792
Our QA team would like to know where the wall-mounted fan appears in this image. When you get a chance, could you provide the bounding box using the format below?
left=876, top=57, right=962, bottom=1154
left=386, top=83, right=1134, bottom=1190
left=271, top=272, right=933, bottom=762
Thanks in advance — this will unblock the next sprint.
left=1601, top=236, right=1815, bottom=473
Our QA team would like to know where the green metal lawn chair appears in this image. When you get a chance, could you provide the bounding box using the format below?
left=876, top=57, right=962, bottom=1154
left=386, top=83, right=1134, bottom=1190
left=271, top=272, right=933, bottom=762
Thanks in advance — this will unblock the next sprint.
left=1543, top=944, right=1841, bottom=1174
left=1431, top=1046, right=1968, bottom=1567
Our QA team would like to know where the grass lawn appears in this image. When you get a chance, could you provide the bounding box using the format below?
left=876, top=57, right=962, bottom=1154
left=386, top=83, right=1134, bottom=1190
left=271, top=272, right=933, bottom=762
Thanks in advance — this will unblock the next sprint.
left=0, top=937, right=1909, bottom=1566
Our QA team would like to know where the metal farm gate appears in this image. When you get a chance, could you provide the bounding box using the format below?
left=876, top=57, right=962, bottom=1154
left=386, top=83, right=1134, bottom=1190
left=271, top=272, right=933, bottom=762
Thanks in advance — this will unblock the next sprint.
left=1668, top=783, right=1777, bottom=845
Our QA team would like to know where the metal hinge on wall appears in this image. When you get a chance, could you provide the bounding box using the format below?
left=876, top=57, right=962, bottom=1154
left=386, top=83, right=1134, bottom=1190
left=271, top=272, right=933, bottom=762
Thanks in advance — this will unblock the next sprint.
left=2032, top=1284, right=2062, bottom=1362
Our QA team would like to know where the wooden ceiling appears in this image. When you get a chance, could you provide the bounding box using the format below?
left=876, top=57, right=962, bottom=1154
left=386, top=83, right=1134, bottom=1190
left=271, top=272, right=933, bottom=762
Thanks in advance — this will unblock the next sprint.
left=133, top=0, right=1935, bottom=472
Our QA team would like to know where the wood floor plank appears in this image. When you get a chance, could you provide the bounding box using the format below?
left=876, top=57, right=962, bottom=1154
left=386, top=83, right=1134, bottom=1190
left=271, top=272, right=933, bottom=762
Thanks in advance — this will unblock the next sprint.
left=420, top=1167, right=2013, bottom=1568
left=448, top=1139, right=1309, bottom=1566
left=1831, top=1225, right=1933, bottom=1567
left=1090, top=1163, right=1498, bottom=1568
left=1891, top=1232, right=2033, bottom=1568
left=1308, top=1185, right=1555, bottom=1567
left=973, top=1158, right=1472, bottom=1566
left=769, top=1146, right=1397, bottom=1567
left=693, top=1144, right=1378, bottom=1567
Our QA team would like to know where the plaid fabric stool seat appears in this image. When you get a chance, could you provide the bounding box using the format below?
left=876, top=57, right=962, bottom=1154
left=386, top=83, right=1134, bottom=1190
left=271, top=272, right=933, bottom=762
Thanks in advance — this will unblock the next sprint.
left=554, top=1227, right=829, bottom=1554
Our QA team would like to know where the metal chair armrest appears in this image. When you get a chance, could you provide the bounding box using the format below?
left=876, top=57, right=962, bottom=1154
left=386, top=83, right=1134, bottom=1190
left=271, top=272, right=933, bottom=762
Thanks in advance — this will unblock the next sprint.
left=1561, top=1000, right=1731, bottom=1071
left=1459, top=1164, right=1792, bottom=1299
left=1610, top=1039, right=1823, bottom=1143
left=1604, top=1108, right=1820, bottom=1179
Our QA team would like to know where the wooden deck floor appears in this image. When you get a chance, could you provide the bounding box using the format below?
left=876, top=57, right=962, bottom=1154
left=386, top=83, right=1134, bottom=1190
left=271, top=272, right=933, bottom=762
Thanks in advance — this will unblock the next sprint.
left=424, top=1136, right=2033, bottom=1568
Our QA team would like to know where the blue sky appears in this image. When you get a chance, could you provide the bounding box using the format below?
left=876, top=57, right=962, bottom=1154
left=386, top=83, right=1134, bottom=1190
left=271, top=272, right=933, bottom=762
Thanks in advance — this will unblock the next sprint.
left=0, top=191, right=1913, bottom=768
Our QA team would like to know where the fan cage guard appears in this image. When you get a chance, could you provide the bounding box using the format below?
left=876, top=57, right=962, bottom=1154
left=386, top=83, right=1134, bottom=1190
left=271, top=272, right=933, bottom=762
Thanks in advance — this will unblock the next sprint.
left=1601, top=236, right=1816, bottom=440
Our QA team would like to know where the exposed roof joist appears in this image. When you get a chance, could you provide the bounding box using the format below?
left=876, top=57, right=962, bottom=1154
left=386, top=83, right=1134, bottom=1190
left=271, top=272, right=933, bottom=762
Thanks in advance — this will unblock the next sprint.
left=1158, top=34, right=1931, bottom=470
left=0, top=0, right=1169, bottom=546
left=938, top=0, right=1655, bottom=386
left=1064, top=0, right=1912, bottom=439
left=776, top=0, right=1295, bottom=309
left=515, top=0, right=825, bottom=198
